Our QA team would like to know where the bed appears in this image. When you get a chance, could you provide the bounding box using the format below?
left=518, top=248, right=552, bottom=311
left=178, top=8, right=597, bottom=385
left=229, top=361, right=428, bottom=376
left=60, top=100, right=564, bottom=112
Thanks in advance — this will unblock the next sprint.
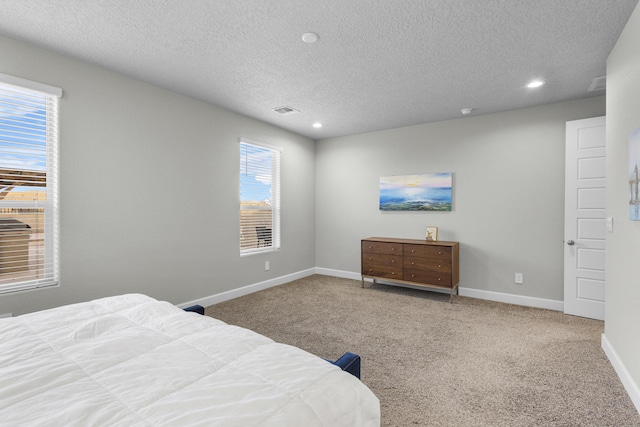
left=0, top=293, right=380, bottom=426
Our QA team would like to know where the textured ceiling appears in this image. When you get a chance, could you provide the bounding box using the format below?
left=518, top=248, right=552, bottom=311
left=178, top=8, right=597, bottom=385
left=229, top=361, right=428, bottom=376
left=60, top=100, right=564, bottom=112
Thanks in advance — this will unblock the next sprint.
left=0, top=0, right=637, bottom=139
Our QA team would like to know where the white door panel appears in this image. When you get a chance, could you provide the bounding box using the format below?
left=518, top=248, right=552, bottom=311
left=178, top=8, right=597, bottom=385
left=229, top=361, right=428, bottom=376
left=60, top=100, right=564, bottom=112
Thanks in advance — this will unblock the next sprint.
left=577, top=249, right=605, bottom=271
left=577, top=188, right=605, bottom=209
left=578, top=157, right=606, bottom=179
left=577, top=278, right=606, bottom=301
left=578, top=218, right=606, bottom=240
left=577, top=126, right=606, bottom=149
left=564, top=116, right=606, bottom=320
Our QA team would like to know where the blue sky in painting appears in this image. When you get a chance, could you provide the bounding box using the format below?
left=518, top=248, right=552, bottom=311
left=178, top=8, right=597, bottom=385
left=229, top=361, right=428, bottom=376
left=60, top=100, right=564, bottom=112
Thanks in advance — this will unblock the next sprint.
left=379, top=173, right=452, bottom=210
left=380, top=173, right=452, bottom=201
left=629, top=127, right=640, bottom=179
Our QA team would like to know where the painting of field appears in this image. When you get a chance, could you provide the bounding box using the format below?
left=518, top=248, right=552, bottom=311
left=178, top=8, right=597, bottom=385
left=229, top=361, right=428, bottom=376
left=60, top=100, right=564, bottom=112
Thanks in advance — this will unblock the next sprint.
left=380, top=173, right=452, bottom=211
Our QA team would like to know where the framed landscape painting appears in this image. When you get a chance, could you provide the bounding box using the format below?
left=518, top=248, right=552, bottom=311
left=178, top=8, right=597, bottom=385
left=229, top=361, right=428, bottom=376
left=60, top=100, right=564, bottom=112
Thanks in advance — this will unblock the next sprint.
left=379, top=173, right=452, bottom=211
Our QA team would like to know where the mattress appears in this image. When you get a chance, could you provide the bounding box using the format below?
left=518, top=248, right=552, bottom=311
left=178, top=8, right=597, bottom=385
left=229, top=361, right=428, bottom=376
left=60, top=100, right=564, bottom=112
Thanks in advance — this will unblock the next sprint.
left=0, top=294, right=380, bottom=426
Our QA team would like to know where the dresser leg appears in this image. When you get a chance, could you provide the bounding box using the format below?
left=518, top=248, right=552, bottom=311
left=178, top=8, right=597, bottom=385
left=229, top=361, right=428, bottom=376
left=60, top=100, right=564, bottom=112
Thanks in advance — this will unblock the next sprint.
left=449, top=285, right=459, bottom=303
left=361, top=276, right=364, bottom=288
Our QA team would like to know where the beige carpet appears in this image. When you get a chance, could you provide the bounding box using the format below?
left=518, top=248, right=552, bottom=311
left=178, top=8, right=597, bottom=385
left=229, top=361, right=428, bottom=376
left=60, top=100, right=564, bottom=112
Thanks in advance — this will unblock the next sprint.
left=207, top=275, right=640, bottom=427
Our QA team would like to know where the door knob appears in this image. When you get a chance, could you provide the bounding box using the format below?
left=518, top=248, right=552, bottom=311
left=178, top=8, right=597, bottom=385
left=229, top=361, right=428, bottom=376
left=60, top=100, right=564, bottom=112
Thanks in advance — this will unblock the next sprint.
left=567, top=240, right=575, bottom=246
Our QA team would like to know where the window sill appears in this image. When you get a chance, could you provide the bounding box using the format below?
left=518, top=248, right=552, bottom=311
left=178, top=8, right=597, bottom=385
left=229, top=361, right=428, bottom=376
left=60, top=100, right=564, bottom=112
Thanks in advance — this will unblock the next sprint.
left=0, top=280, right=59, bottom=295
left=240, top=247, right=280, bottom=257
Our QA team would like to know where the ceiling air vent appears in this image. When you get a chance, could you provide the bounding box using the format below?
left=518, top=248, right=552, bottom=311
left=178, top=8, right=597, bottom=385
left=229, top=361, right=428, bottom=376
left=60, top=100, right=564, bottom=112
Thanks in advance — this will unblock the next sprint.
left=272, top=105, right=299, bottom=115
left=588, top=76, right=606, bottom=92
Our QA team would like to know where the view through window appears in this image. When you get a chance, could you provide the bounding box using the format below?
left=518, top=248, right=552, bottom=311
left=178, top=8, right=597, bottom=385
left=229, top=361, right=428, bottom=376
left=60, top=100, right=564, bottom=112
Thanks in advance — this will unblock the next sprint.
left=239, top=139, right=280, bottom=254
left=0, top=74, right=60, bottom=293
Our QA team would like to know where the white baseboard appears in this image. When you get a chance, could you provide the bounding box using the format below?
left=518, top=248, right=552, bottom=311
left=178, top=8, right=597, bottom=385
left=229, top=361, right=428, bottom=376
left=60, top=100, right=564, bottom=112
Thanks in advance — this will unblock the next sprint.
left=181, top=267, right=564, bottom=312
left=602, top=334, right=640, bottom=414
left=177, top=268, right=316, bottom=309
left=459, top=287, right=564, bottom=311
left=315, top=268, right=361, bottom=281
left=316, top=268, right=564, bottom=311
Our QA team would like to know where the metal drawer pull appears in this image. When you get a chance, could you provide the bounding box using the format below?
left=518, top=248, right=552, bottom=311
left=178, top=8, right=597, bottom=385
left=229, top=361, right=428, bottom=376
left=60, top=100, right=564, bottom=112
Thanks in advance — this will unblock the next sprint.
left=391, top=248, right=395, bottom=251
left=438, top=264, right=442, bottom=268
left=438, top=251, right=442, bottom=255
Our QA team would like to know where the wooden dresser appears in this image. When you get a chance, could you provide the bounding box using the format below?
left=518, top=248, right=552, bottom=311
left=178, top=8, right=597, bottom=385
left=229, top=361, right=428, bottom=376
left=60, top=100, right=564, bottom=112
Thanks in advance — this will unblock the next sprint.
left=361, top=237, right=460, bottom=302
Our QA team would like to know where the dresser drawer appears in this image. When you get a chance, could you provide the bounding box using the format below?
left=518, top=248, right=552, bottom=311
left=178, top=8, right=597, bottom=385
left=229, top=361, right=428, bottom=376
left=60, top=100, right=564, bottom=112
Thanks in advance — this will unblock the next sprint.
left=404, top=269, right=452, bottom=286
left=362, top=253, right=401, bottom=268
left=404, top=244, right=451, bottom=260
left=404, top=257, right=452, bottom=273
left=362, top=240, right=403, bottom=255
left=362, top=263, right=403, bottom=280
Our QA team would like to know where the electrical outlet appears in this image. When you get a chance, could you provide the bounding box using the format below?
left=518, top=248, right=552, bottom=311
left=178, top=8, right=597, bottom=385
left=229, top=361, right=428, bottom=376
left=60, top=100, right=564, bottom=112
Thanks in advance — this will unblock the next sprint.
left=515, top=273, right=523, bottom=284
left=265, top=261, right=270, bottom=271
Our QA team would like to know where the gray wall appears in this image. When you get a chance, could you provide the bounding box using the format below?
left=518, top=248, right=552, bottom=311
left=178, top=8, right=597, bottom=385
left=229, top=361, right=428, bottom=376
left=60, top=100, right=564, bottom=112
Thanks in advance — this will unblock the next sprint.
left=605, top=2, right=640, bottom=402
left=316, top=97, right=605, bottom=302
left=0, top=35, right=316, bottom=316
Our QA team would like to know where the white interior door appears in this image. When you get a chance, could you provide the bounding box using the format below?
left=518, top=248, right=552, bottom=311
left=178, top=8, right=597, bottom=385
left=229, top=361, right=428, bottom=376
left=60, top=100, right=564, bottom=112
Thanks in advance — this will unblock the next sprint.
left=564, top=116, right=606, bottom=320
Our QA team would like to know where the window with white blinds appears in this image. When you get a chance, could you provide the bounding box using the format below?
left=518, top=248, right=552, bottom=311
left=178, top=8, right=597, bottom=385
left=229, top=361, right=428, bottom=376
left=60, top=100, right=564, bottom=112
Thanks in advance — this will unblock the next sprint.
left=239, top=138, right=280, bottom=255
left=0, top=73, right=61, bottom=293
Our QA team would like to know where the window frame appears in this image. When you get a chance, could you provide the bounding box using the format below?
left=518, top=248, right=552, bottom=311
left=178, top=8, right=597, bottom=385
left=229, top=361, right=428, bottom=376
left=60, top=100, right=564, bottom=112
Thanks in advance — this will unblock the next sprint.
left=239, top=138, right=281, bottom=256
left=0, top=73, right=61, bottom=293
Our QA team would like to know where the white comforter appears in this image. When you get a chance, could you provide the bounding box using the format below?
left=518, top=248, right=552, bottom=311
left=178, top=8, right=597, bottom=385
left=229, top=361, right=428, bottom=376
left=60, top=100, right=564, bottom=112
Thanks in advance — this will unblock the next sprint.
left=0, top=294, right=380, bottom=426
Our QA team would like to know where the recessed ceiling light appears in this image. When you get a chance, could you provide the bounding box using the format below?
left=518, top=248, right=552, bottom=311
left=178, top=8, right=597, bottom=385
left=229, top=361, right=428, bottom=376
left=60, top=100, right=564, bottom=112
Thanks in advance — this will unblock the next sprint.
left=461, top=107, right=473, bottom=115
left=527, top=80, right=545, bottom=88
left=312, top=122, right=322, bottom=128
left=302, top=33, right=319, bottom=44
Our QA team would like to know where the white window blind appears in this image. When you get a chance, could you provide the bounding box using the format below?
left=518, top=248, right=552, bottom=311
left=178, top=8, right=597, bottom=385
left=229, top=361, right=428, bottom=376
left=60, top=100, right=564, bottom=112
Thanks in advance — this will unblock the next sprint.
left=239, top=138, right=280, bottom=255
left=0, top=73, right=61, bottom=293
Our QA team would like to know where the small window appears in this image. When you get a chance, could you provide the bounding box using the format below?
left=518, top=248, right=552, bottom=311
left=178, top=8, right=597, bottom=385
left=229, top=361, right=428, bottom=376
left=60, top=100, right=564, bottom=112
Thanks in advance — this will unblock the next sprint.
left=0, top=73, right=61, bottom=293
left=239, top=139, right=280, bottom=255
